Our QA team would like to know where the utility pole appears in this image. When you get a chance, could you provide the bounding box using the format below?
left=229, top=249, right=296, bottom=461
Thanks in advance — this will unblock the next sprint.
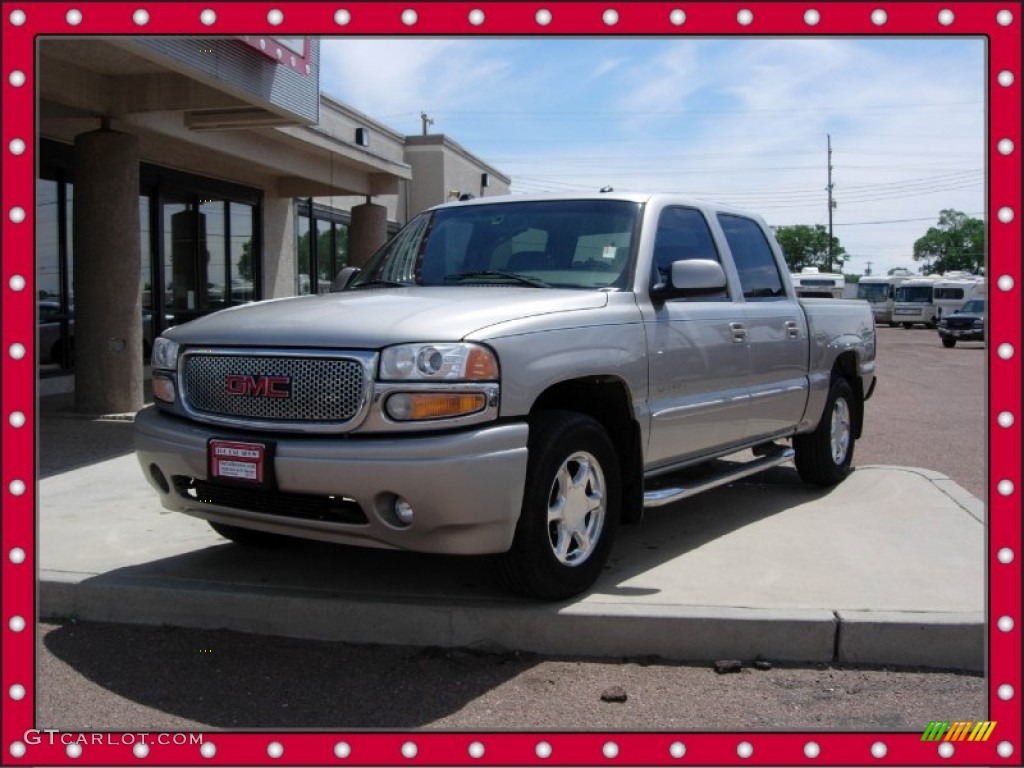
left=826, top=134, right=835, bottom=273
left=420, top=111, right=434, bottom=136
left=865, top=260, right=874, bottom=276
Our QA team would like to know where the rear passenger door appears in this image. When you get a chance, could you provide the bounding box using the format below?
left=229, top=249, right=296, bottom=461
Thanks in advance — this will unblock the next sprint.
left=642, top=206, right=751, bottom=467
left=716, top=214, right=809, bottom=440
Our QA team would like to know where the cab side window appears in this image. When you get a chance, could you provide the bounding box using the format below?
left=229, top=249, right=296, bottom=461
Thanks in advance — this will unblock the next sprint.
left=717, top=214, right=786, bottom=300
left=652, top=207, right=727, bottom=299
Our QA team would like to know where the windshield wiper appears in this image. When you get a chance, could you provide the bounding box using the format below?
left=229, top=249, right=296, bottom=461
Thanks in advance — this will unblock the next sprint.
left=443, top=271, right=551, bottom=288
left=348, top=279, right=407, bottom=290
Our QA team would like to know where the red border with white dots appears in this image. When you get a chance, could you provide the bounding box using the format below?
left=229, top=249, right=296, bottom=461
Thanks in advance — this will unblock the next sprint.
left=1, top=2, right=1021, bottom=766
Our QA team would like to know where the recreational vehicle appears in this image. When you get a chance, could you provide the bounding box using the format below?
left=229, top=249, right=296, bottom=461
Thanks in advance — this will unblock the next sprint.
left=856, top=273, right=911, bottom=326
left=893, top=273, right=985, bottom=328
left=791, top=267, right=846, bottom=299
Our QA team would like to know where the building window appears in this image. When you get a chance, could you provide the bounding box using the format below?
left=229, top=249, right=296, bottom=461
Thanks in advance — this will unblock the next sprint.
left=295, top=200, right=350, bottom=294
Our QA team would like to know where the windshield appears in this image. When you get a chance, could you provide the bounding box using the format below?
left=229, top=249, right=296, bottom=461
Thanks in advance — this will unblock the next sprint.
left=348, top=199, right=640, bottom=291
left=856, top=283, right=889, bottom=302
left=896, top=285, right=934, bottom=303
left=960, top=299, right=985, bottom=314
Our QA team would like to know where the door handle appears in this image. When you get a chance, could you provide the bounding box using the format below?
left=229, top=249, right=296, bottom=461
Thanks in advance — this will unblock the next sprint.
left=729, top=322, right=747, bottom=343
left=785, top=320, right=800, bottom=339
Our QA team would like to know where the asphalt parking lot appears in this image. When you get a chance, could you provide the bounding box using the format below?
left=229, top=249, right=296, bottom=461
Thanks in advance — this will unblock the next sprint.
left=34, top=324, right=989, bottom=731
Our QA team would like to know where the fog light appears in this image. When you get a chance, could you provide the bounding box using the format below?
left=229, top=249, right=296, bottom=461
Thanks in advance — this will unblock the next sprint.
left=394, top=497, right=414, bottom=525
left=385, top=392, right=486, bottom=421
left=152, top=375, right=175, bottom=403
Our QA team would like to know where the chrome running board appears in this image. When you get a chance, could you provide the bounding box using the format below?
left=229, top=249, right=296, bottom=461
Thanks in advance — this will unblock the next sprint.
left=642, top=446, right=795, bottom=509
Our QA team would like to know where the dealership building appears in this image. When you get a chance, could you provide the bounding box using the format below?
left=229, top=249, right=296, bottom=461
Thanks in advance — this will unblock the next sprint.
left=37, top=36, right=510, bottom=413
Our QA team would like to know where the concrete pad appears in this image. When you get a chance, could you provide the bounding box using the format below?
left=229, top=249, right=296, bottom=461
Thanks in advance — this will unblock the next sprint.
left=38, top=452, right=985, bottom=670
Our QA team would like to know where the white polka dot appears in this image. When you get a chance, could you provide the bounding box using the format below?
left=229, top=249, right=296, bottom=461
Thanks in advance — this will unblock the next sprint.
left=998, top=343, right=1015, bottom=360
left=603, top=9, right=619, bottom=26
left=737, top=9, right=753, bottom=25
left=8, top=410, right=26, bottom=428
left=9, top=615, right=26, bottom=632
left=997, top=615, right=1014, bottom=632
left=401, top=8, right=417, bottom=25
left=997, top=741, right=1014, bottom=758
left=996, top=9, right=1014, bottom=26
left=536, top=741, right=552, bottom=759
left=8, top=274, right=26, bottom=291
left=9, top=479, right=26, bottom=496
left=468, top=741, right=485, bottom=759
left=267, top=741, right=283, bottom=758
left=9, top=206, right=26, bottom=223
left=334, top=9, right=351, bottom=25
left=9, top=742, right=26, bottom=758
left=267, top=9, right=283, bottom=25
left=997, top=275, right=1014, bottom=291
left=871, top=742, right=888, bottom=758
left=938, top=9, right=954, bottom=25
left=603, top=742, right=619, bottom=758
left=199, top=8, right=216, bottom=25
left=66, top=743, right=82, bottom=759
left=737, top=741, right=753, bottom=758
left=938, top=742, right=954, bottom=758
left=334, top=741, right=351, bottom=758
left=200, top=742, right=216, bottom=758
left=401, top=742, right=417, bottom=759
left=65, top=8, right=82, bottom=25
left=669, top=742, right=686, bottom=758
left=133, top=743, right=149, bottom=758
left=997, top=548, right=1015, bottom=564
left=997, top=207, right=1015, bottom=223
left=9, top=343, right=26, bottom=360
left=8, top=138, right=26, bottom=156
left=9, top=684, right=25, bottom=700
left=997, top=138, right=1014, bottom=155
left=9, top=9, right=26, bottom=25
left=997, top=683, right=1014, bottom=699
left=871, top=9, right=888, bottom=25
left=9, top=70, right=26, bottom=87
left=804, top=9, right=820, bottom=25
left=998, top=480, right=1015, bottom=496
left=468, top=9, right=484, bottom=25
left=536, top=9, right=552, bottom=26
left=132, top=8, right=149, bottom=25
left=9, top=547, right=26, bottom=563
left=669, top=9, right=686, bottom=25
left=998, top=70, right=1015, bottom=87
left=805, top=742, right=821, bottom=758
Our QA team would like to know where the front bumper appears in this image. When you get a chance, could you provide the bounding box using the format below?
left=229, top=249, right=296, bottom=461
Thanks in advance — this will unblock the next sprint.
left=134, top=406, right=529, bottom=555
left=939, top=327, right=985, bottom=342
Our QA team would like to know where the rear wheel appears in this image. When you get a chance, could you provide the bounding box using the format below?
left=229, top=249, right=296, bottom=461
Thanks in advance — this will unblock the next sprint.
left=942, top=337, right=957, bottom=348
left=498, top=411, right=620, bottom=601
left=902, top=322, right=913, bottom=329
left=793, top=377, right=856, bottom=486
left=208, top=520, right=291, bottom=547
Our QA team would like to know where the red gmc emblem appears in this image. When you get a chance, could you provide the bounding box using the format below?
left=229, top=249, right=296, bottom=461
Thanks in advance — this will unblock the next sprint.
left=225, top=374, right=292, bottom=398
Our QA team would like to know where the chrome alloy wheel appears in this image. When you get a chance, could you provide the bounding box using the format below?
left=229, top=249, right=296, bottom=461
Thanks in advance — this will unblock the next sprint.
left=830, top=397, right=852, bottom=465
left=546, top=451, right=606, bottom=567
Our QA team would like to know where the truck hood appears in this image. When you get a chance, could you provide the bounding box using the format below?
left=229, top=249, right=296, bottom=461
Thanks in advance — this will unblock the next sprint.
left=164, top=287, right=609, bottom=348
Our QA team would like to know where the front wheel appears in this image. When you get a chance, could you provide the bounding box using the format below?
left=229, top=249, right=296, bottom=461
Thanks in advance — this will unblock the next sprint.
left=793, top=377, right=856, bottom=486
left=942, top=337, right=957, bottom=348
left=498, top=411, right=620, bottom=601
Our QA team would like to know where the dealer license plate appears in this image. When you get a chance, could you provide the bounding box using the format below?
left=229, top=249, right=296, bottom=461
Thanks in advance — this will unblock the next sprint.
left=208, top=439, right=274, bottom=486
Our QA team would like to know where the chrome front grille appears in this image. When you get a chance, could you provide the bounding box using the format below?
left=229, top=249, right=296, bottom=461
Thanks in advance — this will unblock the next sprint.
left=181, top=351, right=370, bottom=427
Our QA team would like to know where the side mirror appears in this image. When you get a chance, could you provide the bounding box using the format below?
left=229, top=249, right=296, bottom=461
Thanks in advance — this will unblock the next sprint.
left=652, top=259, right=728, bottom=300
left=331, top=266, right=361, bottom=292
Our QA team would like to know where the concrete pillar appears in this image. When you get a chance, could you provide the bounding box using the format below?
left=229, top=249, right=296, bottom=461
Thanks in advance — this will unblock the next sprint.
left=72, top=127, right=143, bottom=414
left=349, top=201, right=388, bottom=268
left=262, top=197, right=295, bottom=299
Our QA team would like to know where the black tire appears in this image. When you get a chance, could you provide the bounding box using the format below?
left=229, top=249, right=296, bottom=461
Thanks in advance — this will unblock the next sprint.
left=902, top=322, right=913, bottom=329
left=208, top=520, right=291, bottom=547
left=793, top=377, right=856, bottom=487
left=498, top=411, right=621, bottom=601
left=942, top=337, right=957, bottom=348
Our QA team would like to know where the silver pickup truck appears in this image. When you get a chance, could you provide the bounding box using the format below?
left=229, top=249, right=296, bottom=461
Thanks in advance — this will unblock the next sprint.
left=135, top=193, right=876, bottom=600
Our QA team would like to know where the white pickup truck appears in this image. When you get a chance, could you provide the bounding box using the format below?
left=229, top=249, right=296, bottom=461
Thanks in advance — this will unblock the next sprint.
left=135, top=193, right=877, bottom=600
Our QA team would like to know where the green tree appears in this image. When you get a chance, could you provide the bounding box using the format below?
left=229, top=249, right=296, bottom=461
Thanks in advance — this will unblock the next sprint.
left=913, top=210, right=985, bottom=274
left=773, top=224, right=847, bottom=272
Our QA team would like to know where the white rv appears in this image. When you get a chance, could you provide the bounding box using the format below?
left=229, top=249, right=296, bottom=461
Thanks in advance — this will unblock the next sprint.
left=893, top=273, right=985, bottom=328
left=856, top=273, right=911, bottom=326
left=791, top=267, right=846, bottom=299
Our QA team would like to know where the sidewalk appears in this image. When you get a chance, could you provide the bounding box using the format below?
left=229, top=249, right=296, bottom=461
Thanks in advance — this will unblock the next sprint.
left=37, top=397, right=986, bottom=671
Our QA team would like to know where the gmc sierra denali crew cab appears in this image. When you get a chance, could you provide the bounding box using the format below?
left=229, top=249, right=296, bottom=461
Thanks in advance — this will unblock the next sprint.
left=135, top=193, right=877, bottom=600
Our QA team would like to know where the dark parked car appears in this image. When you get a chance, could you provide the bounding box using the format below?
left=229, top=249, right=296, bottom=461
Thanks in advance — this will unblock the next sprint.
left=937, top=298, right=985, bottom=348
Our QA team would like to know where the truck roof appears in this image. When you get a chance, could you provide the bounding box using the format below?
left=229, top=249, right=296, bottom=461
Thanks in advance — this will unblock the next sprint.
left=431, top=191, right=761, bottom=218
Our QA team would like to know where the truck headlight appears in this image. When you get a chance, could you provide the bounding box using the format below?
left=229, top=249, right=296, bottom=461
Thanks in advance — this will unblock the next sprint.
left=380, top=343, right=498, bottom=381
left=151, top=337, right=180, bottom=371
left=973, top=319, right=985, bottom=329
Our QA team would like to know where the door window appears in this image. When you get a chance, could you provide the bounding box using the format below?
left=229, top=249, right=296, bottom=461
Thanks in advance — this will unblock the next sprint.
left=717, top=214, right=786, bottom=300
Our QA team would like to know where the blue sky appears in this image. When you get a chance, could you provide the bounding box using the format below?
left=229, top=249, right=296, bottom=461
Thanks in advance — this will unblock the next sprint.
left=320, top=37, right=985, bottom=276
